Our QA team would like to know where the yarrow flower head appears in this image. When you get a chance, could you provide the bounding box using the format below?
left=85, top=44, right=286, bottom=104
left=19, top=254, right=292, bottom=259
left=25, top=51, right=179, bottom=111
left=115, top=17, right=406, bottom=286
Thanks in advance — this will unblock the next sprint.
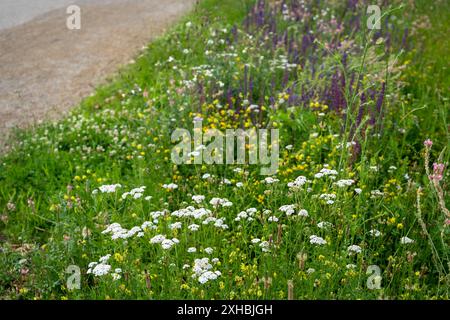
left=121, top=186, right=146, bottom=199
left=279, top=204, right=296, bottom=216
left=264, top=177, right=279, bottom=184
left=310, top=235, right=327, bottom=245
left=191, top=258, right=221, bottom=284
left=192, top=195, right=205, bottom=203
left=319, top=193, right=337, bottom=204
left=347, top=245, right=362, bottom=254
left=400, top=236, right=415, bottom=244
left=90, top=263, right=111, bottom=276
left=314, top=167, right=338, bottom=179
left=188, top=223, right=200, bottom=231
left=150, top=234, right=166, bottom=244
left=87, top=255, right=114, bottom=277
left=259, top=241, right=271, bottom=252
left=209, top=197, right=232, bottom=207
left=298, top=209, right=309, bottom=217
left=235, top=208, right=258, bottom=222
left=317, top=221, right=333, bottom=229
left=94, top=184, right=122, bottom=194
left=287, top=176, right=309, bottom=189
left=102, top=223, right=143, bottom=240
left=162, top=183, right=178, bottom=190
left=334, top=179, right=355, bottom=188
left=161, top=238, right=179, bottom=250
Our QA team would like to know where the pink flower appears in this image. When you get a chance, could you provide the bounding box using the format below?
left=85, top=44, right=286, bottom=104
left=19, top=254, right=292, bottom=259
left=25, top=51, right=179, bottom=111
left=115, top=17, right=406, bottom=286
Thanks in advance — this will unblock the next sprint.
left=21, top=268, right=29, bottom=276
left=423, top=139, right=433, bottom=147
left=430, top=163, right=445, bottom=182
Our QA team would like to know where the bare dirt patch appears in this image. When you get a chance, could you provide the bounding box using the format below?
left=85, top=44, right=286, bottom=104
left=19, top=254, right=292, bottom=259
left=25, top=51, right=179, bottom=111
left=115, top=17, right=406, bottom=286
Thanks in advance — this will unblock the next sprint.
left=0, top=0, right=196, bottom=152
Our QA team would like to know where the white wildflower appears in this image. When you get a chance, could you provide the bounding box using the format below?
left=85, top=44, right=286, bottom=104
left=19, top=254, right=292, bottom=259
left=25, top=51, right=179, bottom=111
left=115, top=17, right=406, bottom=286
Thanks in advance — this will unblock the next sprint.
left=279, top=204, right=296, bottom=216
left=162, top=183, right=178, bottom=190
left=298, top=209, right=309, bottom=217
left=400, top=236, right=414, bottom=244
left=310, top=235, right=327, bottom=245
left=192, top=195, right=205, bottom=203
left=97, top=184, right=121, bottom=194
left=348, top=245, right=362, bottom=254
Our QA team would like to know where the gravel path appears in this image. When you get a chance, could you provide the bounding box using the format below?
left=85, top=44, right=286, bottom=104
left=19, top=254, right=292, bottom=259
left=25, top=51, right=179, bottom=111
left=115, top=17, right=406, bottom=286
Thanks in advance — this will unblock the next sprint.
left=0, top=0, right=196, bottom=152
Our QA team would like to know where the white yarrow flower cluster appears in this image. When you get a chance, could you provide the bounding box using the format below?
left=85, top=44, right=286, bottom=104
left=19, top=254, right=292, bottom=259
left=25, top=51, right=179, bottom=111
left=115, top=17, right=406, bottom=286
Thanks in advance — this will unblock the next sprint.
left=89, top=263, right=111, bottom=276
left=298, top=209, right=309, bottom=217
left=87, top=254, right=115, bottom=277
left=334, top=179, right=355, bottom=188
left=318, top=193, right=337, bottom=204
left=111, top=268, right=122, bottom=280
left=188, top=223, right=200, bottom=231
left=259, top=240, right=271, bottom=252
left=221, top=178, right=232, bottom=185
left=287, top=176, right=309, bottom=189
left=169, top=222, right=182, bottom=230
left=264, top=177, right=279, bottom=184
left=192, top=195, right=205, bottom=204
left=235, top=208, right=257, bottom=222
left=310, top=235, right=327, bottom=245
left=121, top=186, right=146, bottom=199
left=209, top=197, right=233, bottom=207
left=347, top=244, right=362, bottom=254
left=162, top=238, right=179, bottom=250
left=191, top=258, right=221, bottom=284
left=162, top=183, right=178, bottom=190
left=150, top=234, right=179, bottom=250
left=202, top=216, right=229, bottom=229
left=93, top=184, right=122, bottom=194
left=400, top=236, right=414, bottom=244
left=102, top=223, right=144, bottom=240
left=279, top=204, right=296, bottom=216
left=314, top=167, right=338, bottom=179
left=171, top=206, right=211, bottom=220
left=317, top=221, right=333, bottom=229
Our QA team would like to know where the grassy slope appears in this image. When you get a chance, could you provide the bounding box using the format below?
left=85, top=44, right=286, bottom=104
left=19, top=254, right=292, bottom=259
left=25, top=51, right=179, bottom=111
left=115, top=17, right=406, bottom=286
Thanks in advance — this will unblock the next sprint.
left=0, top=0, right=448, bottom=299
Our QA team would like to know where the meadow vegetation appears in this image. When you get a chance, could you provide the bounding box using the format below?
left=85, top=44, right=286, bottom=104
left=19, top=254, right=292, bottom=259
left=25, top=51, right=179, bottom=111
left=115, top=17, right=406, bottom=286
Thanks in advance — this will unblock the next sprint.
left=0, top=0, right=448, bottom=299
